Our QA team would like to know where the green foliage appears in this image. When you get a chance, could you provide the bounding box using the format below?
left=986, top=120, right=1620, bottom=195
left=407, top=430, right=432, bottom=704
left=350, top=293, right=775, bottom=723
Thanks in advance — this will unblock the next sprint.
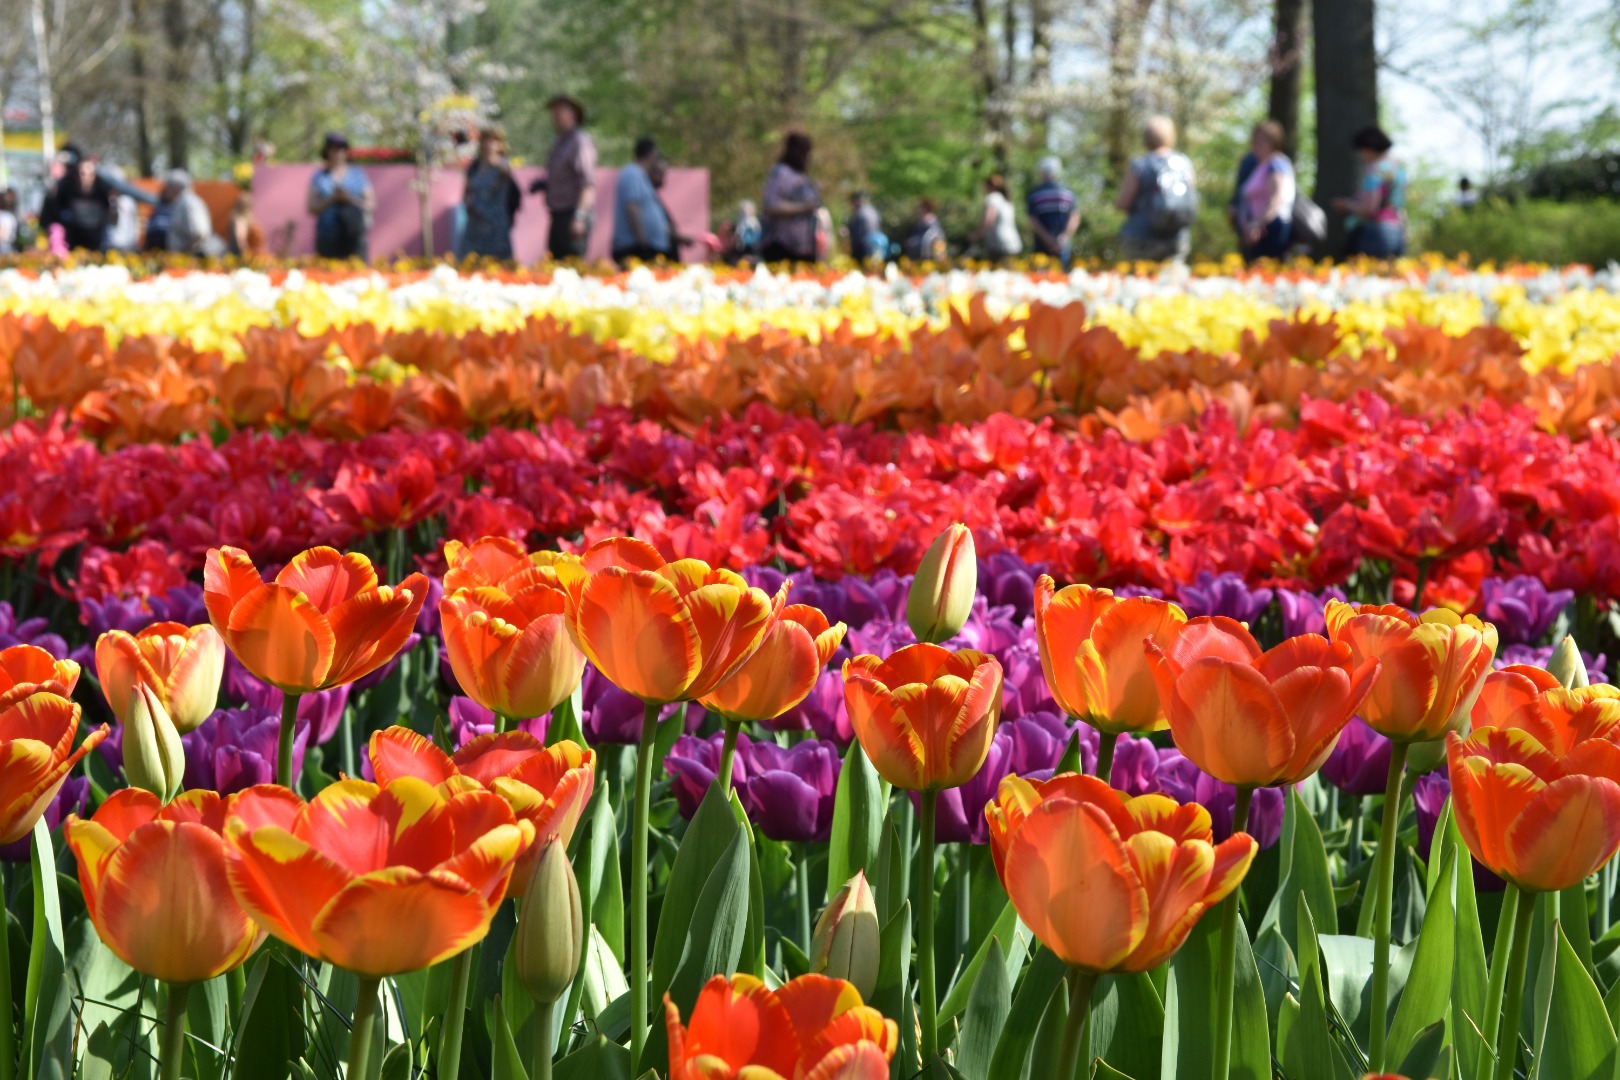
left=1419, top=198, right=1620, bottom=265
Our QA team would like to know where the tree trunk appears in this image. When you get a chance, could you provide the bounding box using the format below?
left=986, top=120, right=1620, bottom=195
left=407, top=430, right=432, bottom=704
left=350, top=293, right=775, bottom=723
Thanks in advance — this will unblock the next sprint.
left=1102, top=0, right=1153, bottom=184
left=29, top=0, right=54, bottom=163
left=1312, top=0, right=1377, bottom=254
left=970, top=0, right=1007, bottom=174
left=130, top=0, right=154, bottom=174
left=1028, top=0, right=1053, bottom=151
left=1269, top=0, right=1305, bottom=155
left=163, top=0, right=189, bottom=169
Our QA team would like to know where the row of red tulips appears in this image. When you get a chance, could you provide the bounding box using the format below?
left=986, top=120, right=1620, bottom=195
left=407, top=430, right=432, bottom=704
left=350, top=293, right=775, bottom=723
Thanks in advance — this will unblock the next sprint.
left=5, top=517, right=1616, bottom=1080
left=8, top=392, right=1620, bottom=610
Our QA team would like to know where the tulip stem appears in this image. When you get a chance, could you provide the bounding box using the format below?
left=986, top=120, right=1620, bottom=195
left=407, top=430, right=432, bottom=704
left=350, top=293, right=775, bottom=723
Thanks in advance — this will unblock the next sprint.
left=1492, top=884, right=1536, bottom=1080
left=917, top=789, right=939, bottom=1064
left=956, top=846, right=971, bottom=957
left=1211, top=785, right=1253, bottom=1080
left=533, top=1000, right=555, bottom=1080
left=796, top=856, right=813, bottom=953
left=0, top=891, right=13, bottom=1080
left=1057, top=966, right=1098, bottom=1080
left=718, top=720, right=741, bottom=794
left=1367, top=741, right=1409, bottom=1073
left=276, top=691, right=302, bottom=790
left=346, top=976, right=382, bottom=1080
left=438, top=948, right=473, bottom=1080
left=629, top=701, right=660, bottom=1075
left=158, top=982, right=190, bottom=1080
left=1094, top=730, right=1117, bottom=783
left=1478, top=884, right=1522, bottom=1080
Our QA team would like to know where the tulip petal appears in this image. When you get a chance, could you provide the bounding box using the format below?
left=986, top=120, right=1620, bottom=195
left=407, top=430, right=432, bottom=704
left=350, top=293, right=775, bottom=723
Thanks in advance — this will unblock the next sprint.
left=674, top=973, right=800, bottom=1076
left=224, top=583, right=337, bottom=692
left=1084, top=596, right=1188, bottom=732
left=800, top=1042, right=893, bottom=1080
left=1121, top=832, right=1215, bottom=972
left=451, top=731, right=546, bottom=786
left=203, top=547, right=263, bottom=630
left=682, top=582, right=774, bottom=699
left=497, top=613, right=584, bottom=720
left=570, top=568, right=701, bottom=703
left=1268, top=664, right=1358, bottom=781
left=369, top=727, right=456, bottom=786
left=224, top=824, right=350, bottom=958
left=1164, top=659, right=1294, bottom=787
left=163, top=625, right=226, bottom=733
left=774, top=972, right=863, bottom=1046
left=300, top=777, right=450, bottom=875
left=1505, top=775, right=1620, bottom=892
left=323, top=573, right=428, bottom=688
left=436, top=820, right=528, bottom=906
left=275, top=547, right=378, bottom=613
left=313, top=866, right=495, bottom=977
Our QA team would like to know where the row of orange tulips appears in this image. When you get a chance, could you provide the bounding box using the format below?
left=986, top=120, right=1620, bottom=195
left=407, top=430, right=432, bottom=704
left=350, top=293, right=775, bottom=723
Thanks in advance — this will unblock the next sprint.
left=10, top=301, right=1620, bottom=445
left=6, top=516, right=1619, bottom=1080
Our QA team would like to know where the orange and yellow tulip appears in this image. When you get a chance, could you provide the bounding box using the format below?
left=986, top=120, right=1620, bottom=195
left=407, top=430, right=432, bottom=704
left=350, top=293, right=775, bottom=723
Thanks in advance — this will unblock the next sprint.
left=1470, top=665, right=1562, bottom=731
left=842, top=643, right=1003, bottom=791
left=439, top=586, right=585, bottom=721
left=442, top=536, right=579, bottom=595
left=1033, top=577, right=1187, bottom=734
left=368, top=725, right=594, bottom=890
left=1447, top=726, right=1620, bottom=892
left=0, top=691, right=106, bottom=845
left=556, top=537, right=773, bottom=704
left=664, top=973, right=898, bottom=1080
left=700, top=603, right=846, bottom=724
left=985, top=773, right=1256, bottom=973
left=203, top=545, right=428, bottom=695
left=64, top=788, right=262, bottom=982
left=1144, top=620, right=1378, bottom=788
left=0, top=644, right=80, bottom=709
left=1324, top=602, right=1498, bottom=742
left=95, top=621, right=225, bottom=733
left=222, top=777, right=532, bottom=977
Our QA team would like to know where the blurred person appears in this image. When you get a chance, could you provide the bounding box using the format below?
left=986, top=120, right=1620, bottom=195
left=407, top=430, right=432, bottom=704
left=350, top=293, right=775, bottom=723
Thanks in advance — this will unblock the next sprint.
left=1114, top=115, right=1198, bottom=263
left=972, top=173, right=1022, bottom=262
left=1026, top=156, right=1080, bottom=269
left=647, top=154, right=693, bottom=260
left=1332, top=124, right=1407, bottom=258
left=51, top=153, right=117, bottom=253
left=307, top=132, right=374, bottom=260
left=462, top=125, right=521, bottom=260
left=761, top=131, right=821, bottom=264
left=1455, top=176, right=1479, bottom=209
left=612, top=136, right=672, bottom=264
left=904, top=198, right=947, bottom=262
left=0, top=189, right=16, bottom=255
left=844, top=190, right=884, bottom=263
left=531, top=94, right=597, bottom=261
left=227, top=192, right=265, bottom=257
left=730, top=199, right=762, bottom=263
left=163, top=170, right=217, bottom=256
left=1237, top=120, right=1295, bottom=263
left=101, top=165, right=144, bottom=252
left=1226, top=149, right=1258, bottom=240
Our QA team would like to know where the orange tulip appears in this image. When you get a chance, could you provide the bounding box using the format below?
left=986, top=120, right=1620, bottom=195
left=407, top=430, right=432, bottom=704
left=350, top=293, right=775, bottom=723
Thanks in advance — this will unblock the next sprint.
left=556, top=537, right=773, bottom=704
left=203, top=545, right=428, bottom=695
left=95, top=621, right=225, bottom=733
left=985, top=773, right=1256, bottom=973
left=1324, top=602, right=1498, bottom=742
left=1473, top=679, right=1620, bottom=756
left=1470, top=665, right=1562, bottom=731
left=842, top=643, right=1003, bottom=791
left=1144, top=619, right=1378, bottom=788
left=442, top=536, right=579, bottom=595
left=439, top=585, right=585, bottom=721
left=64, top=788, right=262, bottom=983
left=223, top=777, right=532, bottom=976
left=0, top=691, right=107, bottom=845
left=1033, top=576, right=1187, bottom=734
left=368, top=725, right=594, bottom=891
left=664, top=973, right=898, bottom=1080
left=0, top=644, right=80, bottom=710
left=700, top=603, right=846, bottom=724
left=1447, top=726, right=1620, bottom=892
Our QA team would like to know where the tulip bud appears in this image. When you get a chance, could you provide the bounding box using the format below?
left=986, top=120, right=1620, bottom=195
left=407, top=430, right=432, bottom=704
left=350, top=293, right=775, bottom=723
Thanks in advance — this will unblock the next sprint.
left=513, top=838, right=583, bottom=1005
left=907, top=524, right=977, bottom=645
left=123, top=683, right=185, bottom=802
left=809, top=870, right=880, bottom=999
left=1548, top=635, right=1591, bottom=690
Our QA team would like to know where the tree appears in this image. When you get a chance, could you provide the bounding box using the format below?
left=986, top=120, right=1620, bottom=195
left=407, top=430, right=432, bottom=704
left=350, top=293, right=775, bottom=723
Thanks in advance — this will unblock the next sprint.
left=1268, top=0, right=1303, bottom=153
left=1312, top=0, right=1377, bottom=250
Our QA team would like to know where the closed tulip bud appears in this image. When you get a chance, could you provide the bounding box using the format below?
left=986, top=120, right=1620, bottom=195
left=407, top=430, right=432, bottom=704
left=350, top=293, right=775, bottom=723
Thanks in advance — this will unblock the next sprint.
left=810, top=871, right=880, bottom=998
left=907, top=524, right=976, bottom=645
left=124, top=683, right=185, bottom=802
left=513, top=838, right=583, bottom=1005
left=1548, top=635, right=1590, bottom=690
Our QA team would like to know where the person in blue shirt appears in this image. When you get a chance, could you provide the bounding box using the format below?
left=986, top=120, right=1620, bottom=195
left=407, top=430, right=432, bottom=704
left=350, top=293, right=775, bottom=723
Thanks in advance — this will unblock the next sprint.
left=1026, top=157, right=1080, bottom=269
left=845, top=191, right=884, bottom=263
left=307, top=133, right=374, bottom=261
left=612, top=136, right=673, bottom=264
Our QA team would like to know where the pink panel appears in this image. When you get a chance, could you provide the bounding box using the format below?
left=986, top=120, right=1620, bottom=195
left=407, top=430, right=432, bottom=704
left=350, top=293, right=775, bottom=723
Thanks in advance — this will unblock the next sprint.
left=252, top=164, right=711, bottom=263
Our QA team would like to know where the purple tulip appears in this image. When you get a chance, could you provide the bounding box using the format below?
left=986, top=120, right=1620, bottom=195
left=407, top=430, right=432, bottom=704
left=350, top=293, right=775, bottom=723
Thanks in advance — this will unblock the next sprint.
left=918, top=712, right=1077, bottom=844
left=1320, top=718, right=1394, bottom=797
left=949, top=597, right=1025, bottom=663
left=1478, top=576, right=1574, bottom=646
left=413, top=576, right=445, bottom=639
left=1114, top=737, right=1283, bottom=850
left=1177, top=571, right=1274, bottom=625
left=447, top=696, right=547, bottom=746
left=1413, top=771, right=1504, bottom=891
left=978, top=551, right=1041, bottom=625
left=1114, top=584, right=1164, bottom=600
left=146, top=583, right=210, bottom=627
left=1276, top=587, right=1347, bottom=639
left=1000, top=639, right=1058, bottom=720
left=776, top=669, right=851, bottom=743
left=580, top=664, right=686, bottom=745
left=666, top=732, right=728, bottom=817
left=1495, top=643, right=1607, bottom=683
left=80, top=594, right=158, bottom=637
left=0, top=602, right=69, bottom=660
left=182, top=707, right=311, bottom=795
left=845, top=618, right=916, bottom=660
left=226, top=655, right=351, bottom=745
left=741, top=739, right=841, bottom=842
left=0, top=776, right=88, bottom=861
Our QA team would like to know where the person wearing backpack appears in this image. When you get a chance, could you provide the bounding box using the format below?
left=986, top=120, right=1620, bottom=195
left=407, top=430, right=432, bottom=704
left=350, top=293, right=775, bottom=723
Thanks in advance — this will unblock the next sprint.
left=1114, top=115, right=1198, bottom=263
